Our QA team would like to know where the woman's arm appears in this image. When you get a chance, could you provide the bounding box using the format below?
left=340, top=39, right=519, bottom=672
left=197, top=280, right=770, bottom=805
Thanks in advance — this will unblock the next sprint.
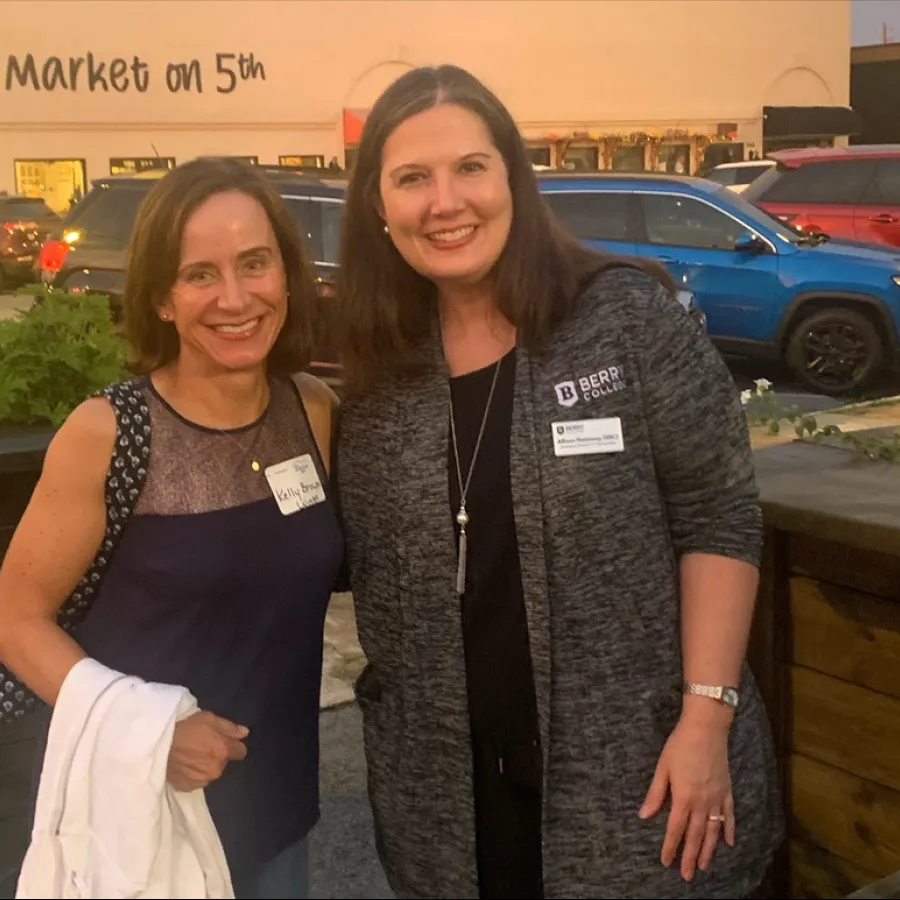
left=634, top=276, right=764, bottom=879
left=679, top=552, right=758, bottom=730
left=635, top=279, right=763, bottom=716
left=0, top=397, right=114, bottom=704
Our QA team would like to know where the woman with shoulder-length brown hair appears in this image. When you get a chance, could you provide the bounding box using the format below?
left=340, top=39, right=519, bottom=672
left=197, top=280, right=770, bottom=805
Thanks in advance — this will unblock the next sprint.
left=0, top=157, right=344, bottom=899
left=334, top=65, right=783, bottom=899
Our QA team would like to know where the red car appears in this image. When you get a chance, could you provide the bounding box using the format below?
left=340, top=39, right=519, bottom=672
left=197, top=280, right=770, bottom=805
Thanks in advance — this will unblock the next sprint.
left=744, top=145, right=900, bottom=249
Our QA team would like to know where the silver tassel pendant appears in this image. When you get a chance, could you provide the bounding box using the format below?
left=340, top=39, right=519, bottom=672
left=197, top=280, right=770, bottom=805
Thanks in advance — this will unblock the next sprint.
left=456, top=506, right=469, bottom=595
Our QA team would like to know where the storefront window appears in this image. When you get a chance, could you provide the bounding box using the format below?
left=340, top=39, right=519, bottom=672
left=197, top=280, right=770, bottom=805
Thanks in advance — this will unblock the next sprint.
left=527, top=146, right=552, bottom=168
left=109, top=157, right=176, bottom=175
left=14, top=159, right=87, bottom=214
left=656, top=144, right=690, bottom=174
left=612, top=145, right=645, bottom=172
left=204, top=156, right=259, bottom=165
left=763, top=138, right=834, bottom=155
left=562, top=146, right=599, bottom=171
left=700, top=142, right=745, bottom=174
left=279, top=155, right=326, bottom=169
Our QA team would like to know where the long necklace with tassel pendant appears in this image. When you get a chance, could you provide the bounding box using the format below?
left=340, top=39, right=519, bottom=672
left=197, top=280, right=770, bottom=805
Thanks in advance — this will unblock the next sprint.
left=448, top=355, right=503, bottom=599
left=455, top=505, right=469, bottom=595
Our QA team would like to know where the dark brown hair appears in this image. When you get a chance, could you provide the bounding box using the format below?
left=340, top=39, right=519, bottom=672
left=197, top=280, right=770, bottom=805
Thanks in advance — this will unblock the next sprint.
left=121, top=157, right=319, bottom=376
left=337, top=64, right=675, bottom=390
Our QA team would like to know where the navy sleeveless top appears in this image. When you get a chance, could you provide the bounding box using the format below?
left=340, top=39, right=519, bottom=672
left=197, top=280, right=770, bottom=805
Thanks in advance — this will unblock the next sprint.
left=74, top=375, right=344, bottom=873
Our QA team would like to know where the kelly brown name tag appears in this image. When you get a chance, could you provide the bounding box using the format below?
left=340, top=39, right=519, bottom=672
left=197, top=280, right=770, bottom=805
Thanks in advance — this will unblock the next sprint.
left=264, top=454, right=326, bottom=515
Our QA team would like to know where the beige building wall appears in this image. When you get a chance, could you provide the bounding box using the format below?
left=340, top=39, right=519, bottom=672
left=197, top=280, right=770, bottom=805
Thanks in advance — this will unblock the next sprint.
left=2, top=0, right=851, bottom=207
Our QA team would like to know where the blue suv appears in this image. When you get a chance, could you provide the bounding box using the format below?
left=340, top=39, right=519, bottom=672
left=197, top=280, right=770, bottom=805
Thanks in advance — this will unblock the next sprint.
left=539, top=173, right=900, bottom=394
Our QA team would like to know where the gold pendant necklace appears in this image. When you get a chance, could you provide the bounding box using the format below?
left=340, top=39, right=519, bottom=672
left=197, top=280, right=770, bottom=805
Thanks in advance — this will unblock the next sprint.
left=213, top=405, right=268, bottom=474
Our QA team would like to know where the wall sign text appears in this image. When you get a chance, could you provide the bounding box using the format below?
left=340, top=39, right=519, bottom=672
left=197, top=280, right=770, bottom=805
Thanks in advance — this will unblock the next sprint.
left=5, top=52, right=266, bottom=94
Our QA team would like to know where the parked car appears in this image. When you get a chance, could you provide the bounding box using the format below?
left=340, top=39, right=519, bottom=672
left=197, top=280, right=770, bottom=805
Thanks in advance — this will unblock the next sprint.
left=34, top=165, right=704, bottom=384
left=0, top=194, right=60, bottom=290
left=743, top=145, right=900, bottom=249
left=538, top=172, right=900, bottom=394
left=34, top=167, right=345, bottom=381
left=703, top=160, right=776, bottom=194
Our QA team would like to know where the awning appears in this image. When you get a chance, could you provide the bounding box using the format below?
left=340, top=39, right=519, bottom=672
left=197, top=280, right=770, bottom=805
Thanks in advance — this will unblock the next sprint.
left=342, top=108, right=369, bottom=145
left=763, top=105, right=863, bottom=139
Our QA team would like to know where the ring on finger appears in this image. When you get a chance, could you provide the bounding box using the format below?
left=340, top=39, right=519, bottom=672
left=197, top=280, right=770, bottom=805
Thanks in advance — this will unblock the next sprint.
left=708, top=813, right=725, bottom=823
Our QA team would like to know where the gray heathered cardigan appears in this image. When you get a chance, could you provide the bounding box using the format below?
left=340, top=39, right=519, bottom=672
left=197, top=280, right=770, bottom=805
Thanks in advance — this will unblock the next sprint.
left=336, top=266, right=784, bottom=899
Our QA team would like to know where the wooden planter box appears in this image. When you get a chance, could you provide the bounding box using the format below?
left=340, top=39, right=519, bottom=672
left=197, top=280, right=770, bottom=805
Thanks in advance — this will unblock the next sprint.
left=0, top=426, right=52, bottom=898
left=750, top=440, right=900, bottom=899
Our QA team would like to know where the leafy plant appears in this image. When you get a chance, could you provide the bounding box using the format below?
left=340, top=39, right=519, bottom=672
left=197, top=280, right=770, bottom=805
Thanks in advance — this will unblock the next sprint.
left=743, top=379, right=900, bottom=462
left=0, top=288, right=129, bottom=427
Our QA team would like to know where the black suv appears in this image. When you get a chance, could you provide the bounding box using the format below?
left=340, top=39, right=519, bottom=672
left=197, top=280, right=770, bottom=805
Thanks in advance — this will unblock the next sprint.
left=1, top=194, right=60, bottom=290
left=36, top=168, right=346, bottom=379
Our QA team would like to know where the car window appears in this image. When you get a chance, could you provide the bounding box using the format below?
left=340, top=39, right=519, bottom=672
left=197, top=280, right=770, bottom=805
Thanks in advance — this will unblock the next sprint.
left=718, top=187, right=805, bottom=243
left=732, top=165, right=770, bottom=186
left=542, top=191, right=631, bottom=241
left=641, top=194, right=748, bottom=250
left=0, top=199, right=54, bottom=219
left=65, top=187, right=149, bottom=247
left=705, top=168, right=736, bottom=186
left=318, top=200, right=342, bottom=264
left=283, top=197, right=342, bottom=265
left=861, top=159, right=900, bottom=206
left=753, top=159, right=876, bottom=205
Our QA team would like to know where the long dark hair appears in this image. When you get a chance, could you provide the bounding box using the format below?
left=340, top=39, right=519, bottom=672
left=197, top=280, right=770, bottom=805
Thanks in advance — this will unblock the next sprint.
left=337, top=64, right=674, bottom=390
left=121, top=157, right=319, bottom=376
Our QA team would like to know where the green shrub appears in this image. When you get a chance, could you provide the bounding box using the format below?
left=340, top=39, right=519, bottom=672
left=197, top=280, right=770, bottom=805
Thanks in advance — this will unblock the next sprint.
left=0, top=288, right=129, bottom=426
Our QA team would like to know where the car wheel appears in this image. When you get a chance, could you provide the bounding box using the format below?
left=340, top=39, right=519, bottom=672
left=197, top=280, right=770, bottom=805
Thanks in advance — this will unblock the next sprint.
left=785, top=306, right=884, bottom=396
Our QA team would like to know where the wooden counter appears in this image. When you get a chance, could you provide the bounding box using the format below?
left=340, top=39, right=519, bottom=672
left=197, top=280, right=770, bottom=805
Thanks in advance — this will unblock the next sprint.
left=751, top=439, right=900, bottom=899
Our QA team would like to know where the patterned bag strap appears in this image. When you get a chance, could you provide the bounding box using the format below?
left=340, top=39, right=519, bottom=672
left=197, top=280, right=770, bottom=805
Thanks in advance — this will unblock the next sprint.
left=0, top=379, right=152, bottom=723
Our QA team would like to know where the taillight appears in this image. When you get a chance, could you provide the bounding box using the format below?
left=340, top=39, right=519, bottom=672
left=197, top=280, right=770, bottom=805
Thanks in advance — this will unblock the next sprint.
left=6, top=220, right=38, bottom=230
left=38, top=239, right=70, bottom=273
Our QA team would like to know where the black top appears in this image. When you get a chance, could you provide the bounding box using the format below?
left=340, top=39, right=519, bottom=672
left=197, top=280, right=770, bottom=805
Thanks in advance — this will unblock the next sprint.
left=74, top=377, right=345, bottom=874
left=448, top=349, right=540, bottom=746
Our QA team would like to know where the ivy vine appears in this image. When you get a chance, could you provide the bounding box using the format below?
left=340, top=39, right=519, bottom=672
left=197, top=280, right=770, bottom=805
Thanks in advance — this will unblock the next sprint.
left=743, top=380, right=900, bottom=462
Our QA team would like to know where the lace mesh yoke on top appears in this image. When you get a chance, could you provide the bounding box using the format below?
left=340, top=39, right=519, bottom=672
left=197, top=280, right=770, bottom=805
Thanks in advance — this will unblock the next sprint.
left=136, top=376, right=319, bottom=516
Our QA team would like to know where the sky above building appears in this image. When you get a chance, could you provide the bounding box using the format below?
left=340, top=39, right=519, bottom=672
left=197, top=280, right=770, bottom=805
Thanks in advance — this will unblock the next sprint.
left=853, top=0, right=900, bottom=45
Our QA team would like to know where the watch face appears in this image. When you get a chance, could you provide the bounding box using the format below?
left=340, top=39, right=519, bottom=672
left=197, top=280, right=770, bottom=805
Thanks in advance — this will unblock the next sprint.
left=722, top=688, right=739, bottom=707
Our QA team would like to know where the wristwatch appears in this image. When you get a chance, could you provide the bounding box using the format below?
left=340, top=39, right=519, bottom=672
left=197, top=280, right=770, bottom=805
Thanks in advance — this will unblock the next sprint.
left=683, top=682, right=740, bottom=709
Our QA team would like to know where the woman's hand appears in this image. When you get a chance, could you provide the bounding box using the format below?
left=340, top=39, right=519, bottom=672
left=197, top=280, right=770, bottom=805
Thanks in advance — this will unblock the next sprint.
left=167, top=710, right=250, bottom=792
left=638, top=716, right=734, bottom=881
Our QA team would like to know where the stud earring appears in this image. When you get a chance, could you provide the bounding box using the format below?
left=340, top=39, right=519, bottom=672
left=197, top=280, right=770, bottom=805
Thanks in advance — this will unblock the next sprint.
left=383, top=224, right=389, bottom=234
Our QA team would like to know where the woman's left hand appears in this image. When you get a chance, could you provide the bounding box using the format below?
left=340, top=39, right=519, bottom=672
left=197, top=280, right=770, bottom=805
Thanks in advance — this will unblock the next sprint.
left=638, top=716, right=735, bottom=881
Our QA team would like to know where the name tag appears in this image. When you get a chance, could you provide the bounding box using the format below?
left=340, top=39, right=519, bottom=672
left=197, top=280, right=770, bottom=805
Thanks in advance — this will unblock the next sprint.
left=552, top=418, right=624, bottom=456
left=264, top=453, right=326, bottom=516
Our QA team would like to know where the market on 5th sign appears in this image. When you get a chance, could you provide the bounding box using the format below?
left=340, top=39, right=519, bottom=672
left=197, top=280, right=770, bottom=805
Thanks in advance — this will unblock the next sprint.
left=4, top=51, right=266, bottom=94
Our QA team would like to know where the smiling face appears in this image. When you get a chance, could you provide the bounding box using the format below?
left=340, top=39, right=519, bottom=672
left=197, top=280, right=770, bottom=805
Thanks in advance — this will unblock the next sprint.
left=378, top=103, right=513, bottom=292
left=158, top=190, right=288, bottom=374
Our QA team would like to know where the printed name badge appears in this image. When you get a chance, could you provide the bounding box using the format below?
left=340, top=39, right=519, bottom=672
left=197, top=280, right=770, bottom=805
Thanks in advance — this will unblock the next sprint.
left=552, top=418, right=625, bottom=457
left=264, top=454, right=326, bottom=516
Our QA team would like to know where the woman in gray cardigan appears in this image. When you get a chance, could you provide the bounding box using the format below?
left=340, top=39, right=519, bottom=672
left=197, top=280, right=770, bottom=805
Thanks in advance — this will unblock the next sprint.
left=334, top=64, right=783, bottom=900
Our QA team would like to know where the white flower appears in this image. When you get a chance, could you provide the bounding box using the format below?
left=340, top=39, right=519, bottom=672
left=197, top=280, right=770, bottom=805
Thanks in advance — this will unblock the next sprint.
left=754, top=378, right=773, bottom=393
left=740, top=389, right=753, bottom=406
